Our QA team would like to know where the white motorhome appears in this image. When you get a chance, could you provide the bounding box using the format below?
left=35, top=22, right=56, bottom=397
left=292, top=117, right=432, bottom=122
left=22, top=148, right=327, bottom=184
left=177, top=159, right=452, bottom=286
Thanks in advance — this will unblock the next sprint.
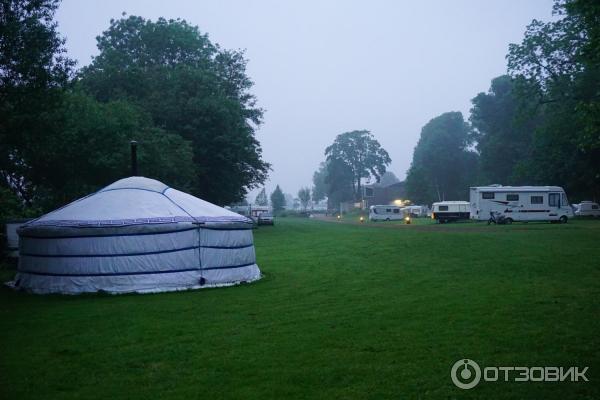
left=369, top=205, right=404, bottom=221
left=470, top=186, right=574, bottom=223
left=431, top=201, right=470, bottom=223
left=575, top=201, right=600, bottom=217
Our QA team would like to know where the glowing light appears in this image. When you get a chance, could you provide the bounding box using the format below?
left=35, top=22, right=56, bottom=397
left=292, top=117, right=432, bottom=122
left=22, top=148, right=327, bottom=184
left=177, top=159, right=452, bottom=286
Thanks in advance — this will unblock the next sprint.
left=359, top=216, right=364, bottom=222
left=393, top=199, right=412, bottom=207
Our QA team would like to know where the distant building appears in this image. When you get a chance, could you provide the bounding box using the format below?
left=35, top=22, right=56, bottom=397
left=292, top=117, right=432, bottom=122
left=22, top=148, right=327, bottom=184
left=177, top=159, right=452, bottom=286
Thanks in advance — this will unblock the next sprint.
left=329, top=181, right=408, bottom=213
left=363, top=181, right=407, bottom=208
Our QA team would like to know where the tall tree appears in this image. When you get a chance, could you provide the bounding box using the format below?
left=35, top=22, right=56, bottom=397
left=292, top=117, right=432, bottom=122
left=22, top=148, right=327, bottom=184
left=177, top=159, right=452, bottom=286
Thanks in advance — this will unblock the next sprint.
left=405, top=112, right=478, bottom=204
left=31, top=90, right=196, bottom=210
left=325, top=130, right=391, bottom=201
left=507, top=0, right=600, bottom=199
left=470, top=75, right=538, bottom=185
left=298, top=187, right=311, bottom=211
left=0, top=0, right=74, bottom=204
left=311, top=162, right=328, bottom=203
left=324, top=157, right=355, bottom=209
left=254, top=187, right=268, bottom=206
left=79, top=16, right=270, bottom=204
left=270, top=185, right=285, bottom=215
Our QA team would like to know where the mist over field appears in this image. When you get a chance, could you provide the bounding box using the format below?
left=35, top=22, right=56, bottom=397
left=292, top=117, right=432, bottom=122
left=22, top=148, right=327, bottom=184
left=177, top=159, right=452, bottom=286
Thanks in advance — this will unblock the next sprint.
left=2, top=1, right=600, bottom=399
left=53, top=0, right=554, bottom=198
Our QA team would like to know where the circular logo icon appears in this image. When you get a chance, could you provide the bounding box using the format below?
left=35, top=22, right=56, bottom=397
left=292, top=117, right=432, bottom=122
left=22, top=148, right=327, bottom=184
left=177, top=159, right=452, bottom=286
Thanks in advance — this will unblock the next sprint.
left=451, top=359, right=481, bottom=389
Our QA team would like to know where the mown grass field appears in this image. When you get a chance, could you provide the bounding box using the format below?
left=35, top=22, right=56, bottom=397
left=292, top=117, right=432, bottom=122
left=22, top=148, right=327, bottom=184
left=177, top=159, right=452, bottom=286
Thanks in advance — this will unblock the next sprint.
left=1, top=218, right=599, bottom=399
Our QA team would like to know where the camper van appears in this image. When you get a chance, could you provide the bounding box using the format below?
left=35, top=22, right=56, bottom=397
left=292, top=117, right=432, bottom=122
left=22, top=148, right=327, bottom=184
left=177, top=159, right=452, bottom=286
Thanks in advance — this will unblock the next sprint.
left=575, top=201, right=600, bottom=217
left=470, top=186, right=573, bottom=223
left=369, top=205, right=404, bottom=221
left=431, top=201, right=470, bottom=223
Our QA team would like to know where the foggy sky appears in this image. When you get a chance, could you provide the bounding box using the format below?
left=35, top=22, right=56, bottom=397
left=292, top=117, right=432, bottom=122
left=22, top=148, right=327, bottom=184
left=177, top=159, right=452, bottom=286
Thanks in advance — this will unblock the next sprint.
left=56, top=0, right=554, bottom=200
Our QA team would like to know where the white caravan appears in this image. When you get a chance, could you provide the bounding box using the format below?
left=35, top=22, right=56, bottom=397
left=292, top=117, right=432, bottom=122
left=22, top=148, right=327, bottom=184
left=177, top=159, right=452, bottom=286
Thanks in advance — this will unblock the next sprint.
left=575, top=201, right=600, bottom=217
left=431, top=201, right=470, bottom=223
left=369, top=205, right=404, bottom=221
left=470, top=185, right=574, bottom=223
left=401, top=205, right=430, bottom=217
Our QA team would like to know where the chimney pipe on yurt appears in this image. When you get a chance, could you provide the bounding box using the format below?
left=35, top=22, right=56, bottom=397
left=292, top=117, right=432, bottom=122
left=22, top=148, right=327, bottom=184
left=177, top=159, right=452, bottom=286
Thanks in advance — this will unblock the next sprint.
left=130, top=140, right=138, bottom=176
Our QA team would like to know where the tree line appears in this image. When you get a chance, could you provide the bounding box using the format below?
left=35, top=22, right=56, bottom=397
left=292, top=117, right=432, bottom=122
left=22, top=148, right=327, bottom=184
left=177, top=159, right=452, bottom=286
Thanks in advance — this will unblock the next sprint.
left=406, top=0, right=600, bottom=204
left=251, top=185, right=312, bottom=214
left=0, top=0, right=269, bottom=219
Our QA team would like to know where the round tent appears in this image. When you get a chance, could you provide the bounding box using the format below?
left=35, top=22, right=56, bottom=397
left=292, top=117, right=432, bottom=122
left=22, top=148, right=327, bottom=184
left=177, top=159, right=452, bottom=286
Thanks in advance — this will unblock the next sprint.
left=13, top=177, right=261, bottom=294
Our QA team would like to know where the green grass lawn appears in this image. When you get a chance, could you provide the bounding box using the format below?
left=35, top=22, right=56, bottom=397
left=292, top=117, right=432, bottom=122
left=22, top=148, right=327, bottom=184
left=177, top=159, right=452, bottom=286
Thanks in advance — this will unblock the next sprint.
left=1, top=218, right=599, bottom=399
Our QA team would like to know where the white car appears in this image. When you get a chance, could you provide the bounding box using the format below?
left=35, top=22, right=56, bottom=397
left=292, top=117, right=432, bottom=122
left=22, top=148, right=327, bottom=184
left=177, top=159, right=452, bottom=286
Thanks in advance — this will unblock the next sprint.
left=257, top=212, right=275, bottom=225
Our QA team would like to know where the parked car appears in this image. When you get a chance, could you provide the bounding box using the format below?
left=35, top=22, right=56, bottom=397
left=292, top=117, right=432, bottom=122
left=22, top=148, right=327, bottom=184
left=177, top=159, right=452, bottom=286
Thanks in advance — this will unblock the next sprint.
left=258, top=212, right=275, bottom=225
left=575, top=201, right=600, bottom=217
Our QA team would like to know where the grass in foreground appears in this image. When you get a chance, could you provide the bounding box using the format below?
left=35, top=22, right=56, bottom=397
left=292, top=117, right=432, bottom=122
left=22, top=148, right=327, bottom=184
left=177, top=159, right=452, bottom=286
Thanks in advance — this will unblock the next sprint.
left=0, top=218, right=599, bottom=399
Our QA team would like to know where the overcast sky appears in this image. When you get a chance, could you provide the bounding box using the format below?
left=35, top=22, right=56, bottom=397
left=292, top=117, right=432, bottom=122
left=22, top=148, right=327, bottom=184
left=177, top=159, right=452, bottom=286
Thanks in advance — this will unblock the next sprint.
left=56, top=0, right=554, bottom=200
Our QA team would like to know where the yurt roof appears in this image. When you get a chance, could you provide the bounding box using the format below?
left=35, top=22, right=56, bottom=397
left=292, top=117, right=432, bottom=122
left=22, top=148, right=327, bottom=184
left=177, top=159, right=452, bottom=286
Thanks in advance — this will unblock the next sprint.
left=26, top=177, right=250, bottom=227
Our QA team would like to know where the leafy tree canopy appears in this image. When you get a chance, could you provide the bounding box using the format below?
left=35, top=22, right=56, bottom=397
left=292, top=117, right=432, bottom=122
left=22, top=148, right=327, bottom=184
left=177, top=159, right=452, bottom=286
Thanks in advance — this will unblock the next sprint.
left=254, top=187, right=268, bottom=206
left=325, top=130, right=390, bottom=201
left=37, top=90, right=195, bottom=209
left=79, top=15, right=270, bottom=205
left=507, top=0, right=600, bottom=199
left=405, top=112, right=478, bottom=204
left=270, top=185, right=285, bottom=214
left=0, top=0, right=73, bottom=89
left=311, top=162, right=328, bottom=203
left=470, top=75, right=538, bottom=185
left=0, top=0, right=75, bottom=205
left=324, top=157, right=355, bottom=209
left=298, top=187, right=310, bottom=211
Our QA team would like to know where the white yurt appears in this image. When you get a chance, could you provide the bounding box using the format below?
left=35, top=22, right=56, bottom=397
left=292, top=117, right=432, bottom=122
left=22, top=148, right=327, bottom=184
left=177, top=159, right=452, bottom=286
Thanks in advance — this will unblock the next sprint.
left=13, top=177, right=261, bottom=294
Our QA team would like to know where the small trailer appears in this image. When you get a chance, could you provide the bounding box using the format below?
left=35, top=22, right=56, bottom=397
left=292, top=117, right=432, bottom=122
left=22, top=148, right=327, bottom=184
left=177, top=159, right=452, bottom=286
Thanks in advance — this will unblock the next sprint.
left=469, top=185, right=574, bottom=223
left=431, top=201, right=470, bottom=223
left=369, top=205, right=404, bottom=221
left=574, top=201, right=600, bottom=217
left=3, top=219, right=33, bottom=258
left=401, top=205, right=430, bottom=217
